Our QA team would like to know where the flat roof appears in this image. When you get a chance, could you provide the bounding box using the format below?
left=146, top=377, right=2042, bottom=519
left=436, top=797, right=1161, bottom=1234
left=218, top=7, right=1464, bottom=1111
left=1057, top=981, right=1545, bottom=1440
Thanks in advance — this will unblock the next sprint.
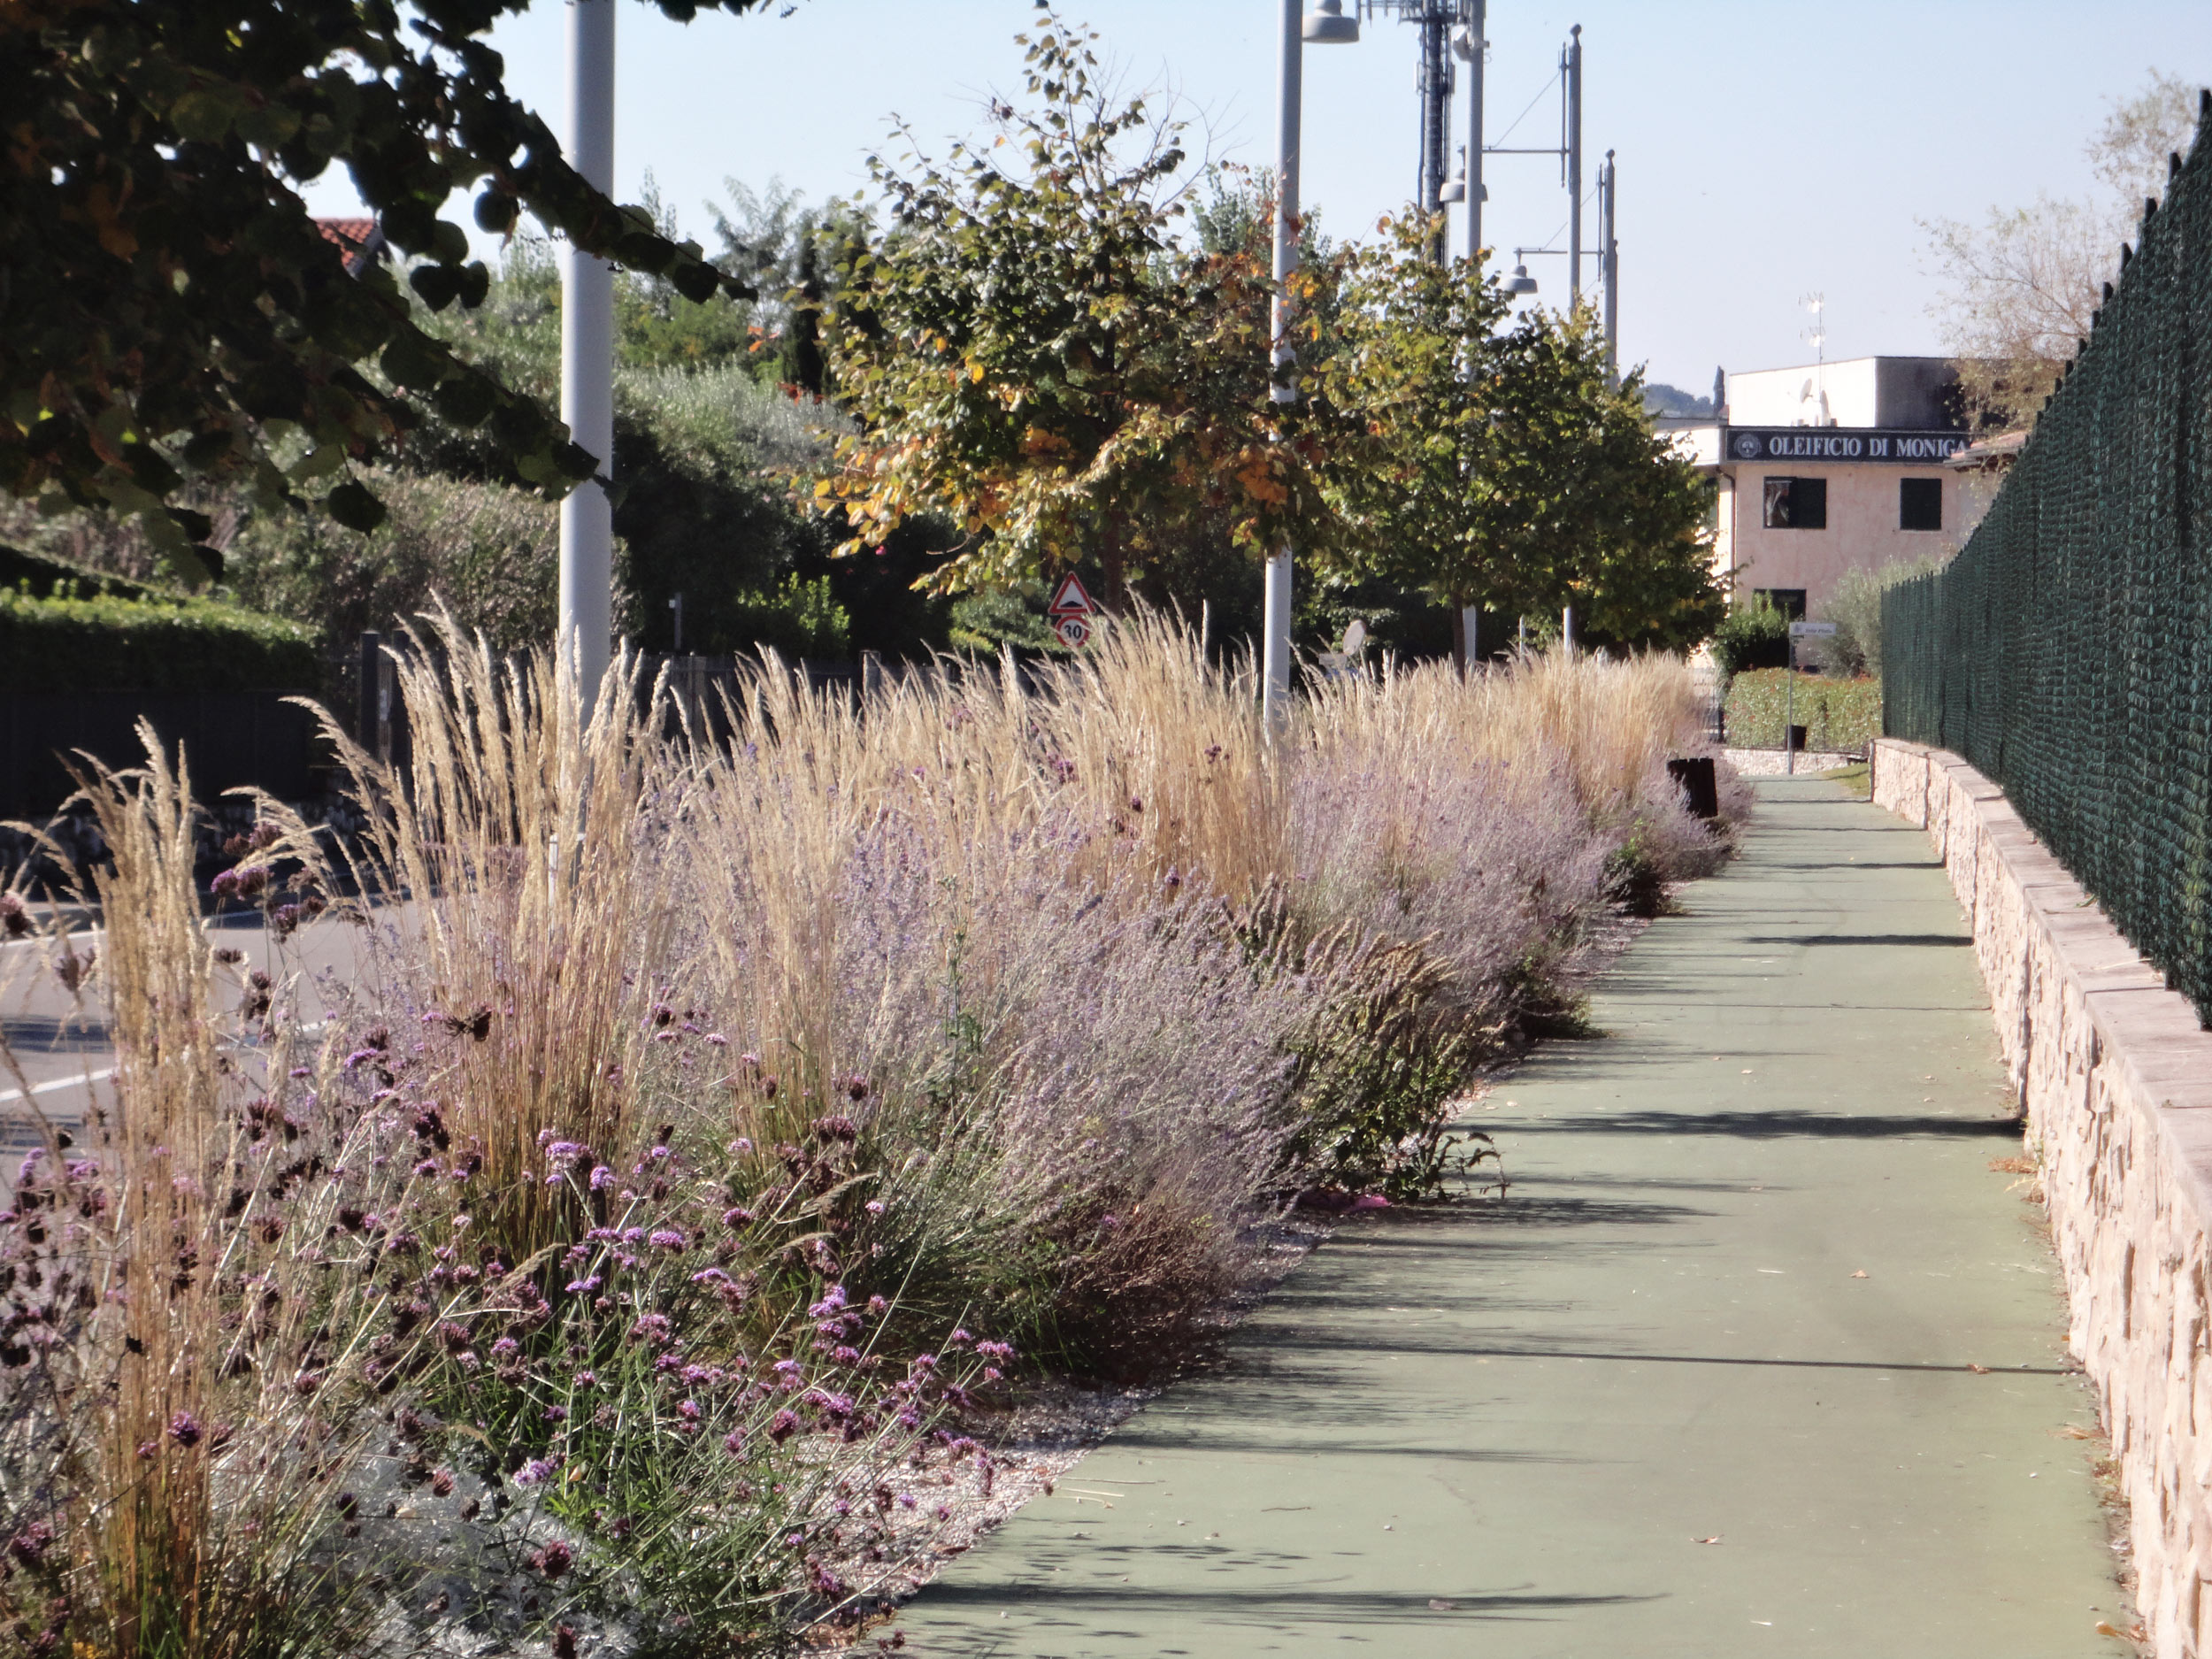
left=1728, top=355, right=1959, bottom=377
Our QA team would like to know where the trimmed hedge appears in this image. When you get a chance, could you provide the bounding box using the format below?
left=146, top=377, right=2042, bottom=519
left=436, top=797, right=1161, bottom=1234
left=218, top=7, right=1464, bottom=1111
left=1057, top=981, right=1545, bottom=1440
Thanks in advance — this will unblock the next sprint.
left=0, top=541, right=162, bottom=602
left=0, top=586, right=320, bottom=692
left=1723, top=670, right=1881, bottom=753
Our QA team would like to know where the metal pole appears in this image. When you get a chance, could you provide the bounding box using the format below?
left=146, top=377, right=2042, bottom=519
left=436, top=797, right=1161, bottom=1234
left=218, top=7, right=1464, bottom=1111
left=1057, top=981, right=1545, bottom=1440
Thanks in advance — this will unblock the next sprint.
left=1264, top=0, right=1302, bottom=733
left=1567, top=24, right=1582, bottom=306
left=1786, top=635, right=1797, bottom=775
left=559, top=0, right=616, bottom=706
left=356, top=630, right=381, bottom=758
left=1562, top=603, right=1575, bottom=656
left=1465, top=1, right=1488, bottom=669
left=1601, top=150, right=1618, bottom=384
left=1466, top=0, right=1485, bottom=263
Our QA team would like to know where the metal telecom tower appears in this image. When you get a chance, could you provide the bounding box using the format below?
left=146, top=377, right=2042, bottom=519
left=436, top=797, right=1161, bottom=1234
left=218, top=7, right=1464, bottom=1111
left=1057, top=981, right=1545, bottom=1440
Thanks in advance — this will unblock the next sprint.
left=1365, top=3, right=1605, bottom=366
left=1360, top=1, right=1474, bottom=263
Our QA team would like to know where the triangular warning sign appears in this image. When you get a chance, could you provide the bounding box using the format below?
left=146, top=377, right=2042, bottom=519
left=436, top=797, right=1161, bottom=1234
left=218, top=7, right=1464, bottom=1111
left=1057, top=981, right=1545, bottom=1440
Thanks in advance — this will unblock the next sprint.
left=1047, top=572, right=1094, bottom=616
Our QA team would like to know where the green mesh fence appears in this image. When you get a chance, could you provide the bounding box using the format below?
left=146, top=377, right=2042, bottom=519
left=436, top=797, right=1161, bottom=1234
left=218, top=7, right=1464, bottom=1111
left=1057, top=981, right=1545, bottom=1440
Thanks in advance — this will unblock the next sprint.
left=1882, top=91, right=2212, bottom=1025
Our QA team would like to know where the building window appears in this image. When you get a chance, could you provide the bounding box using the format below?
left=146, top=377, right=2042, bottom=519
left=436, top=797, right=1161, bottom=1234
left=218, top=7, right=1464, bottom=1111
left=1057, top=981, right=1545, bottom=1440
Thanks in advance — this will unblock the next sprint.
left=1762, top=476, right=1827, bottom=529
left=1752, top=588, right=1808, bottom=620
left=1900, top=477, right=1943, bottom=531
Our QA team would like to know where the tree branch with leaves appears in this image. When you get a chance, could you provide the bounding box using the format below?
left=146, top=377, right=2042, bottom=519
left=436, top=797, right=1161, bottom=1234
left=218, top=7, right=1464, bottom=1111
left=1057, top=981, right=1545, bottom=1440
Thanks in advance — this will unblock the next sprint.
left=1922, top=71, right=2200, bottom=430
left=0, top=0, right=777, bottom=582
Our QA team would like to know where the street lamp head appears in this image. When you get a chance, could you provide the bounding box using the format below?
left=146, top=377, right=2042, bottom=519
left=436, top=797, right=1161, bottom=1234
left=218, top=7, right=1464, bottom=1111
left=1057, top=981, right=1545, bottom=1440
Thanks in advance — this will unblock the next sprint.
left=1302, top=0, right=1360, bottom=44
left=1439, top=143, right=1469, bottom=204
left=1503, top=257, right=1539, bottom=296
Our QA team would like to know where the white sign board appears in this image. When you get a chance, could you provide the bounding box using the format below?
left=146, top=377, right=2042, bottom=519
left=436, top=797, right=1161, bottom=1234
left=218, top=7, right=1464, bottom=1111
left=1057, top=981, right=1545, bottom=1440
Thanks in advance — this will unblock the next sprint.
left=1789, top=620, right=1839, bottom=638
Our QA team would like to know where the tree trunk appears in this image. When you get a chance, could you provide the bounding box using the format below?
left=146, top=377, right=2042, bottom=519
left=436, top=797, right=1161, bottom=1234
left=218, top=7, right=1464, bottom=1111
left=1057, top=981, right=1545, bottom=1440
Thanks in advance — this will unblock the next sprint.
left=1101, top=509, right=1128, bottom=614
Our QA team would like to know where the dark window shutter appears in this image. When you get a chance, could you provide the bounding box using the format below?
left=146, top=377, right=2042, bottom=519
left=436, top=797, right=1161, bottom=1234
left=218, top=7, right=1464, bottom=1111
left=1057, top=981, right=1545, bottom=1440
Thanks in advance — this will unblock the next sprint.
left=1900, top=477, right=1943, bottom=531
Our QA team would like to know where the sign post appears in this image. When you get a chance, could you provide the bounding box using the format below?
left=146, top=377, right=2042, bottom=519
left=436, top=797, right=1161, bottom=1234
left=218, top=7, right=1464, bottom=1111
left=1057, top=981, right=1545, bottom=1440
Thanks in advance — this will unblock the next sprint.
left=1048, top=572, right=1096, bottom=650
left=1786, top=620, right=1838, bottom=775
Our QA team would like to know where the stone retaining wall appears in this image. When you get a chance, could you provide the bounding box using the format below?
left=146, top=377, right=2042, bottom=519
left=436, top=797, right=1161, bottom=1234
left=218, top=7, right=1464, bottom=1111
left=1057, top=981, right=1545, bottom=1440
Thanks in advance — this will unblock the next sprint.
left=1870, top=739, right=2212, bottom=1658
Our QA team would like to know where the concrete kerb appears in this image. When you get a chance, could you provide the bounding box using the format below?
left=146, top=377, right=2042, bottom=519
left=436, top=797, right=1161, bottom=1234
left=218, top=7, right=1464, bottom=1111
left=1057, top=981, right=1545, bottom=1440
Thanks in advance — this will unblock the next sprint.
left=1872, top=737, right=2212, bottom=1659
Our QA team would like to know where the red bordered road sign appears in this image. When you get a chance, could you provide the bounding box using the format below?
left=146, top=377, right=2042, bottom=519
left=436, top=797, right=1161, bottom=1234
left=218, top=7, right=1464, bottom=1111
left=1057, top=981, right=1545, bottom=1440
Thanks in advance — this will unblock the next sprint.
left=1047, top=573, right=1094, bottom=618
left=1054, top=614, right=1093, bottom=649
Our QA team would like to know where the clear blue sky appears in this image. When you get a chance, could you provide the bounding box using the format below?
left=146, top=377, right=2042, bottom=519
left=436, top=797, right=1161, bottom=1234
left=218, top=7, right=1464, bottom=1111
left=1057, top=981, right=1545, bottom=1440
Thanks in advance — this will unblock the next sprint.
left=305, top=1, right=2205, bottom=395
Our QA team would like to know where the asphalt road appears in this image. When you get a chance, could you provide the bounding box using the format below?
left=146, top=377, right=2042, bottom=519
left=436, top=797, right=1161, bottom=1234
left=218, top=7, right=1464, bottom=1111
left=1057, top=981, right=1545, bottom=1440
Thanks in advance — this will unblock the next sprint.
left=0, top=903, right=387, bottom=1148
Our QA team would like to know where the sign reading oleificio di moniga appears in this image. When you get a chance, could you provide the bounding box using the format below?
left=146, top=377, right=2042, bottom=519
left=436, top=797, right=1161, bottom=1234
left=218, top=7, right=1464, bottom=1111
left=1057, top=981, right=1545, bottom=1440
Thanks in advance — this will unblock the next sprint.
left=1726, top=427, right=1972, bottom=464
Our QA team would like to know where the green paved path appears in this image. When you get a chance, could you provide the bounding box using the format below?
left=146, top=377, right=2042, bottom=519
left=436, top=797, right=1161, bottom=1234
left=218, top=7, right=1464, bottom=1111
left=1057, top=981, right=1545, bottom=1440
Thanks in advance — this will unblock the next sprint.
left=899, top=779, right=2124, bottom=1656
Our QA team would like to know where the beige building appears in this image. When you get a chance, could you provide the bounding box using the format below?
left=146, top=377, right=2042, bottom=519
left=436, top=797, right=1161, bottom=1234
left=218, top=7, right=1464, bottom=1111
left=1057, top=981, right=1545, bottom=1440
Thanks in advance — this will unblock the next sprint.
left=1669, top=356, right=1989, bottom=618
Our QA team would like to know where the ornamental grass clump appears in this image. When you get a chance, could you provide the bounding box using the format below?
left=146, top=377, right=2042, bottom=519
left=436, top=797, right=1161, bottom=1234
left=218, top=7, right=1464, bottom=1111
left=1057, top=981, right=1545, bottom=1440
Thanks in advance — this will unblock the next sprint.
left=313, top=611, right=688, bottom=1268
left=0, top=737, right=408, bottom=1659
left=2, top=612, right=1724, bottom=1654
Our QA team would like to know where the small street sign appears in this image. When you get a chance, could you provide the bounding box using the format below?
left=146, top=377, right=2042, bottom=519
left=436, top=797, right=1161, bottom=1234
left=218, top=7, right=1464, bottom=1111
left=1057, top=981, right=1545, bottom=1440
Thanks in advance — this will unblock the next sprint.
left=1048, top=573, right=1094, bottom=618
left=1782, top=621, right=1837, bottom=776
left=1054, top=614, right=1093, bottom=649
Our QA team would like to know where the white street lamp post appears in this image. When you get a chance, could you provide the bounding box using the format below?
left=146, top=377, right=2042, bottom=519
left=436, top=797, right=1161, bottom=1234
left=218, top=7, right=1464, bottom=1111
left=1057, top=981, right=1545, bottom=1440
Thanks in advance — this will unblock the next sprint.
left=1460, top=3, right=1485, bottom=262
left=560, top=0, right=616, bottom=706
left=1266, top=1, right=1357, bottom=733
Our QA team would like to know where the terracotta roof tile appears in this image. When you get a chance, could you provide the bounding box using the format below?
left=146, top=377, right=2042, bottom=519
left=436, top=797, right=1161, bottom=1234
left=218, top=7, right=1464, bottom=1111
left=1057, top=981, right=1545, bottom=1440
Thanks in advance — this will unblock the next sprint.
left=313, top=217, right=386, bottom=275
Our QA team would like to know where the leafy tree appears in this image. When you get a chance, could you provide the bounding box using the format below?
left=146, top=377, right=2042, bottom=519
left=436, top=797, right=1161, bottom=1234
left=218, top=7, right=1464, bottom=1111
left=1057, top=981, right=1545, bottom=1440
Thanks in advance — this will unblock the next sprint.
left=709, top=175, right=861, bottom=396
left=1923, top=72, right=2200, bottom=430
left=1820, top=552, right=1945, bottom=679
left=1317, top=218, right=1721, bottom=656
left=818, top=14, right=1339, bottom=606
left=1482, top=312, right=1723, bottom=651
left=0, top=0, right=770, bottom=582
left=1311, top=215, right=1512, bottom=659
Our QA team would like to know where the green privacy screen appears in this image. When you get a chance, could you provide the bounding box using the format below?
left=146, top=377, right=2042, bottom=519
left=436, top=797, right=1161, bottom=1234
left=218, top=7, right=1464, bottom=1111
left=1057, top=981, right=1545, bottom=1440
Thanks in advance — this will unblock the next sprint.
left=1883, top=92, right=2212, bottom=1026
